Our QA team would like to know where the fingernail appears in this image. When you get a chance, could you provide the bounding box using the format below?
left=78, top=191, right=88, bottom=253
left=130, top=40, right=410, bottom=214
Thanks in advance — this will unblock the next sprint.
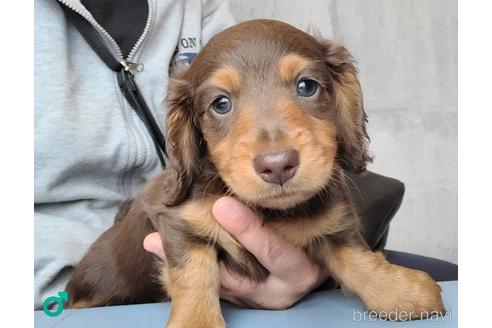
left=213, top=198, right=237, bottom=221
left=144, top=235, right=160, bottom=254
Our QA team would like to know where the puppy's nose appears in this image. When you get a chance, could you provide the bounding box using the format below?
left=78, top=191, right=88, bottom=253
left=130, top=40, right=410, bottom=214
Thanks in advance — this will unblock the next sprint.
left=253, top=149, right=299, bottom=185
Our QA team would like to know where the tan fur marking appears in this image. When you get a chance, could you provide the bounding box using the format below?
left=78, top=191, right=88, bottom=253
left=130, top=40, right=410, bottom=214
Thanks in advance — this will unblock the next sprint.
left=162, top=246, right=225, bottom=328
left=180, top=199, right=244, bottom=261
left=209, top=107, right=264, bottom=204
left=326, top=245, right=446, bottom=320
left=278, top=53, right=310, bottom=82
left=269, top=203, right=352, bottom=247
left=208, top=65, right=241, bottom=93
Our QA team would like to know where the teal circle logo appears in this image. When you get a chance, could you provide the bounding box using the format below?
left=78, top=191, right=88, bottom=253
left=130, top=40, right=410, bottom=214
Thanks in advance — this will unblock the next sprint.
left=43, top=291, right=69, bottom=317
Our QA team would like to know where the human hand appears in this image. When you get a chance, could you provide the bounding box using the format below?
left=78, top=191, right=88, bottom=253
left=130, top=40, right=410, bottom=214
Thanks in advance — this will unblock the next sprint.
left=143, top=197, right=328, bottom=309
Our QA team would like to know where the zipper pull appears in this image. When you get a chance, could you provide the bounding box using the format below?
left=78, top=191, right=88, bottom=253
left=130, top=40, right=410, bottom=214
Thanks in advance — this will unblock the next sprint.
left=120, top=60, right=144, bottom=75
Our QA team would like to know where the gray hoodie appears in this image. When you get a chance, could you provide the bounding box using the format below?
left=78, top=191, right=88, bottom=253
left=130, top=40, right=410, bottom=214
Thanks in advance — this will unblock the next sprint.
left=34, top=0, right=235, bottom=309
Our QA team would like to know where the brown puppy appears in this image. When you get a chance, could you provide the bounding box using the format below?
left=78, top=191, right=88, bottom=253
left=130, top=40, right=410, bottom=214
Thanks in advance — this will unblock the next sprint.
left=66, top=20, right=445, bottom=326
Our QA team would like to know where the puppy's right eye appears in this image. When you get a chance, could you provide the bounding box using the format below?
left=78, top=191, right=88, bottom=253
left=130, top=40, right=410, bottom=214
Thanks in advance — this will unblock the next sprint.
left=211, top=96, right=233, bottom=114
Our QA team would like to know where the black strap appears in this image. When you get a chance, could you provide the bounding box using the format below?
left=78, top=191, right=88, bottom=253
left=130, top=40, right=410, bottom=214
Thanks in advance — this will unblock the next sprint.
left=117, top=70, right=166, bottom=167
left=60, top=3, right=166, bottom=168
left=61, top=6, right=122, bottom=72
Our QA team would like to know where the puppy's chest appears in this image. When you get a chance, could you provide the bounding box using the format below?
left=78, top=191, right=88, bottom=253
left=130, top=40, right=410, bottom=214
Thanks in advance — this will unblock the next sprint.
left=178, top=198, right=354, bottom=279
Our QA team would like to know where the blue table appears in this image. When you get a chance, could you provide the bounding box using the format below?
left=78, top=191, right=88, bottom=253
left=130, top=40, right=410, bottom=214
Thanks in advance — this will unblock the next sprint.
left=35, top=281, right=457, bottom=327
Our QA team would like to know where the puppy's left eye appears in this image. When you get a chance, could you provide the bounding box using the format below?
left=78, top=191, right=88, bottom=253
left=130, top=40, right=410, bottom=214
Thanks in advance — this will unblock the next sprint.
left=296, top=79, right=318, bottom=97
left=211, top=96, right=233, bottom=114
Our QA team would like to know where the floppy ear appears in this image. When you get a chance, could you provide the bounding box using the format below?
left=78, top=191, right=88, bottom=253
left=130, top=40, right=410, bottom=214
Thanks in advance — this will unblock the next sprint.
left=322, top=41, right=372, bottom=174
left=163, top=69, right=200, bottom=205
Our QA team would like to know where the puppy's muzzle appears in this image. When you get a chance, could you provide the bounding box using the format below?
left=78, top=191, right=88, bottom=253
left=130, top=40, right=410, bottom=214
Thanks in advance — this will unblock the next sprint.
left=253, top=149, right=299, bottom=185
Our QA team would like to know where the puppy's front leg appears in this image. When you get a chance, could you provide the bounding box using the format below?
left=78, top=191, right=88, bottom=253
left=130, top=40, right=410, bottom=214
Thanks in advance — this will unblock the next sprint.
left=162, top=245, right=225, bottom=328
left=325, top=238, right=446, bottom=320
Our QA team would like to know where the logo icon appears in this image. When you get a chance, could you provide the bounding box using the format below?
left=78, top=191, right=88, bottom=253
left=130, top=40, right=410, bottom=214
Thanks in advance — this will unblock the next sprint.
left=43, top=291, right=68, bottom=317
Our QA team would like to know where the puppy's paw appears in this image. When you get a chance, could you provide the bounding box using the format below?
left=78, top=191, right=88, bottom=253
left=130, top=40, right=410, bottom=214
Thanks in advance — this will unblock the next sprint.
left=364, top=266, right=446, bottom=321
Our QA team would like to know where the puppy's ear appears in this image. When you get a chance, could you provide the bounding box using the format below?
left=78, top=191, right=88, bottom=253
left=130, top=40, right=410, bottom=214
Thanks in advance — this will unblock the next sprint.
left=164, top=69, right=200, bottom=205
left=322, top=41, right=372, bottom=174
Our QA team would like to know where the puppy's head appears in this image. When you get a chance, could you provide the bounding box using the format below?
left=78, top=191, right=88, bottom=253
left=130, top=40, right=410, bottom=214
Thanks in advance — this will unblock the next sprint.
left=165, top=19, right=371, bottom=209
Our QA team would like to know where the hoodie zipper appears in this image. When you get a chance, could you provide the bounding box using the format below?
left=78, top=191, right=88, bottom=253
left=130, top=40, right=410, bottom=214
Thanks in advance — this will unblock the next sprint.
left=127, top=1, right=153, bottom=62
left=57, top=0, right=167, bottom=170
left=57, top=0, right=153, bottom=66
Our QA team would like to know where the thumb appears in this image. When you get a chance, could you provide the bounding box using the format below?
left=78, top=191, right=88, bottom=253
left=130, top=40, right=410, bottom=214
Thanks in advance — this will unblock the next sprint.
left=212, top=197, right=307, bottom=277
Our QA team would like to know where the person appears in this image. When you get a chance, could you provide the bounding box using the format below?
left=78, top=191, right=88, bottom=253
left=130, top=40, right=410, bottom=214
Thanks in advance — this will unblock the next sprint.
left=34, top=0, right=325, bottom=310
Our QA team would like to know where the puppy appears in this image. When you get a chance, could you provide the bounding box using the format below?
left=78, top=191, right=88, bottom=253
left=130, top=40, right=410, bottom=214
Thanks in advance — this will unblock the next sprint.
left=66, top=19, right=445, bottom=327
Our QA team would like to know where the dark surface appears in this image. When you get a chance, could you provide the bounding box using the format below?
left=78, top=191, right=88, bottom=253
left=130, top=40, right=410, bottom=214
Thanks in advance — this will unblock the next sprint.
left=385, top=250, right=458, bottom=282
left=346, top=170, right=405, bottom=250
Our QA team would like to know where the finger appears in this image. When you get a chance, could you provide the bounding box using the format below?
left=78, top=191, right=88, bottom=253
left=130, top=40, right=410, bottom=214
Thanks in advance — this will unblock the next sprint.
left=219, top=261, right=321, bottom=310
left=218, top=261, right=257, bottom=298
left=213, top=197, right=311, bottom=280
left=218, top=262, right=263, bottom=309
left=143, top=232, right=165, bottom=259
left=219, top=292, right=247, bottom=307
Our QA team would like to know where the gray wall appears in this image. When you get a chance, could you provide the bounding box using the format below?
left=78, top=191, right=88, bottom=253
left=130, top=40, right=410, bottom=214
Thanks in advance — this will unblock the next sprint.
left=228, top=0, right=457, bottom=263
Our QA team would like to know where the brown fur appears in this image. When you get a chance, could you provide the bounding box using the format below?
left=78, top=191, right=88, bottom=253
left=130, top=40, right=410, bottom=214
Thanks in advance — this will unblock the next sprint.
left=325, top=243, right=446, bottom=319
left=66, top=19, right=445, bottom=326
